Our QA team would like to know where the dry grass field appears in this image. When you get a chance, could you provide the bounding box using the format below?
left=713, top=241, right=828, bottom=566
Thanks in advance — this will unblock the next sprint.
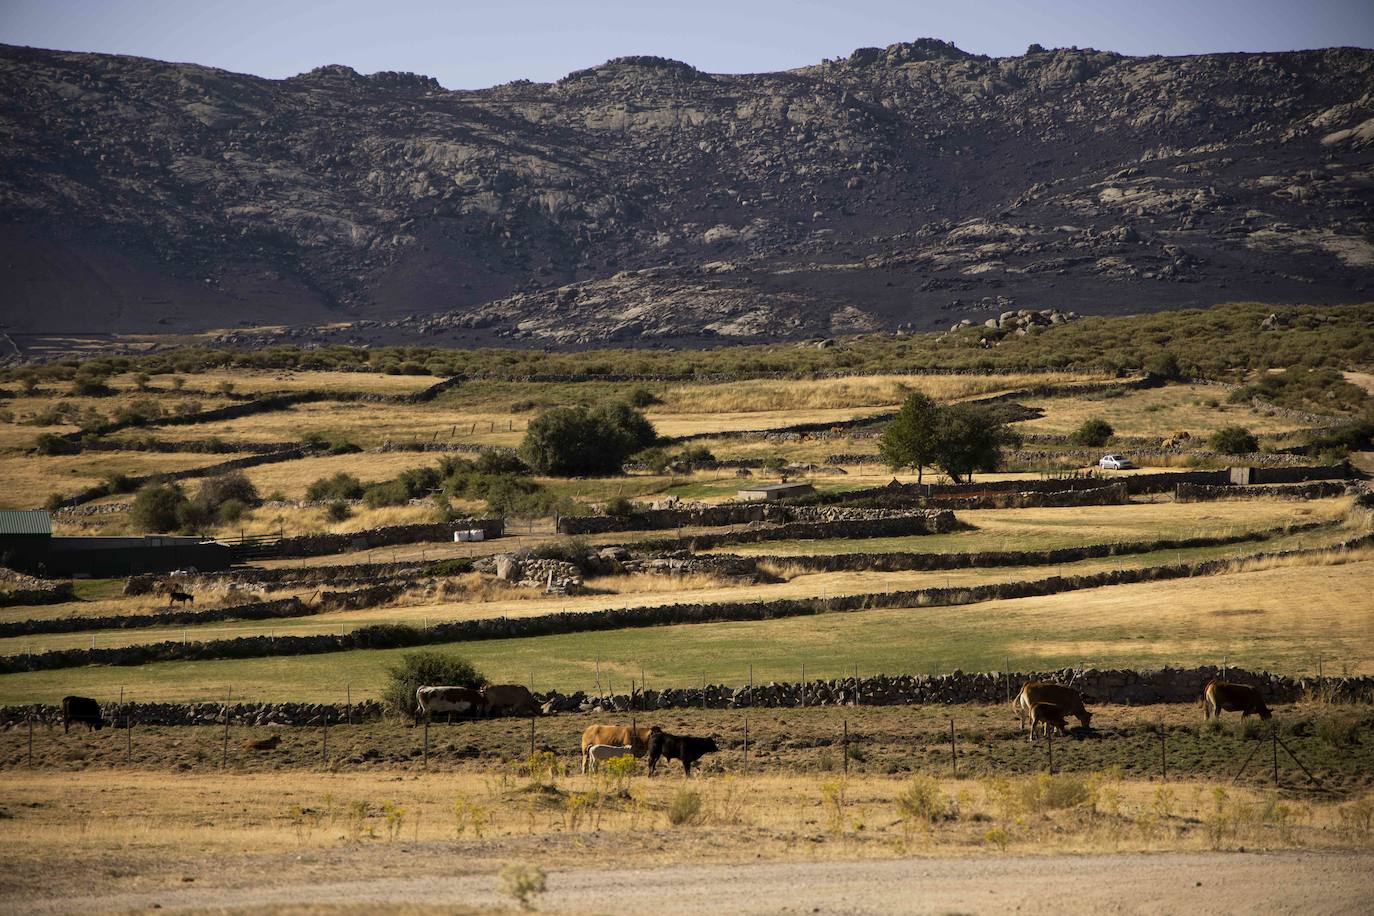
left=0, top=451, right=253, bottom=510
left=1014, top=383, right=1315, bottom=438
left=119, top=369, right=439, bottom=396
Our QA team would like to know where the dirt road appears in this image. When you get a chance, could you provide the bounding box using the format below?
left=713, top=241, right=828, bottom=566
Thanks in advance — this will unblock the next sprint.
left=13, top=850, right=1373, bottom=915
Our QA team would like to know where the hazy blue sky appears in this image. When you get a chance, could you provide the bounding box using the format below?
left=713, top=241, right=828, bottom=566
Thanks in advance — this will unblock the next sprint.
left=2, top=0, right=1372, bottom=89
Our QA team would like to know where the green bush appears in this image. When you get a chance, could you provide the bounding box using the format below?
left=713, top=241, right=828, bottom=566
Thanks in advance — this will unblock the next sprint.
left=306, top=472, right=365, bottom=501
left=34, top=433, right=79, bottom=456
left=324, top=500, right=352, bottom=522
left=1143, top=352, right=1182, bottom=380
left=1316, top=716, right=1360, bottom=749
left=603, top=496, right=635, bottom=517
left=667, top=789, right=703, bottom=826
left=518, top=403, right=656, bottom=476
left=130, top=482, right=189, bottom=533
left=627, top=386, right=662, bottom=408
left=382, top=650, right=485, bottom=719
left=1211, top=425, right=1259, bottom=455
left=1070, top=418, right=1115, bottom=447
left=196, top=471, right=260, bottom=511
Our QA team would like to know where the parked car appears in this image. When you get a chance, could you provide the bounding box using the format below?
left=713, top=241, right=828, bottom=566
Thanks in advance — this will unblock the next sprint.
left=1098, top=454, right=1135, bottom=470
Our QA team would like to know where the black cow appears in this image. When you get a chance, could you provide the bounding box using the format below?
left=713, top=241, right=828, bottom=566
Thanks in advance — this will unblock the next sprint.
left=61, top=696, right=104, bottom=734
left=647, top=730, right=719, bottom=777
left=168, top=590, right=194, bottom=606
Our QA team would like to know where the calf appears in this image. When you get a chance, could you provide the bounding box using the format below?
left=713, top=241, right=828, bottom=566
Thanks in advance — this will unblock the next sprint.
left=243, top=735, right=282, bottom=751
left=647, top=730, right=719, bottom=777
left=1028, top=702, right=1070, bottom=742
left=1015, top=681, right=1093, bottom=730
left=584, top=744, right=634, bottom=773
left=580, top=724, right=661, bottom=773
left=416, top=685, right=488, bottom=721
left=1204, top=680, right=1272, bottom=721
left=61, top=696, right=104, bottom=734
left=168, top=590, right=194, bottom=606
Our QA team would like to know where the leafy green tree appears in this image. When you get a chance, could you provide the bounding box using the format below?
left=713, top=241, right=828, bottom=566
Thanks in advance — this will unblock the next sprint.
left=518, top=403, right=655, bottom=476
left=879, top=392, right=943, bottom=483
left=1070, top=418, right=1115, bottom=447
left=933, top=403, right=1017, bottom=483
left=1211, top=425, right=1258, bottom=455
left=130, top=482, right=189, bottom=533
left=306, top=472, right=364, bottom=501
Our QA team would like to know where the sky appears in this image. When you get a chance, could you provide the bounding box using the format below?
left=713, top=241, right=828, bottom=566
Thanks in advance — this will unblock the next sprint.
left=2, top=0, right=1372, bottom=89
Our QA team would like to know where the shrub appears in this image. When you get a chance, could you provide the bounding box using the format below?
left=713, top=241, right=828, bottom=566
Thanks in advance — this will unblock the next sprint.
left=1211, top=425, right=1259, bottom=455
left=1316, top=716, right=1360, bottom=749
left=1144, top=351, right=1182, bottom=380
left=306, top=472, right=365, bottom=502
left=474, top=451, right=528, bottom=475
left=130, top=482, right=189, bottom=533
left=896, top=775, right=947, bottom=828
left=100, top=472, right=138, bottom=495
left=1070, top=418, right=1115, bottom=447
left=627, top=386, right=662, bottom=408
left=498, top=862, right=546, bottom=911
left=34, top=433, right=79, bottom=456
left=113, top=397, right=163, bottom=427
left=381, top=650, right=484, bottom=719
left=424, top=558, right=475, bottom=576
left=197, top=471, right=261, bottom=511
left=603, top=496, right=635, bottom=517
left=364, top=479, right=412, bottom=508
left=531, top=537, right=592, bottom=571
left=69, top=375, right=113, bottom=397
left=324, top=500, right=352, bottom=522
left=215, top=498, right=249, bottom=524
left=667, top=789, right=703, bottom=826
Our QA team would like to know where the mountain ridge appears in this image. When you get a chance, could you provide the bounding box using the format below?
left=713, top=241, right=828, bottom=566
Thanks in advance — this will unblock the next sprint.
left=0, top=38, right=1370, bottom=345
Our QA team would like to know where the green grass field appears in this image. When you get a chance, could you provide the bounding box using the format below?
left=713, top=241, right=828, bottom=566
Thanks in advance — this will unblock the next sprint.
left=2, top=557, right=1367, bottom=705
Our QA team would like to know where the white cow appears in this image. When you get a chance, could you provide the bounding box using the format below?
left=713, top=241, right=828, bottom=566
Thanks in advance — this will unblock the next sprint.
left=584, top=743, right=635, bottom=773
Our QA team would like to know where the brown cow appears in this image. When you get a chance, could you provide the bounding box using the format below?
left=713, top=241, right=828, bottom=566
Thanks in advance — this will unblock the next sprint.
left=1015, top=682, right=1093, bottom=730
left=243, top=735, right=282, bottom=751
left=1203, top=680, right=1272, bottom=720
left=481, top=684, right=540, bottom=717
left=580, top=724, right=661, bottom=773
left=1027, top=702, right=1070, bottom=742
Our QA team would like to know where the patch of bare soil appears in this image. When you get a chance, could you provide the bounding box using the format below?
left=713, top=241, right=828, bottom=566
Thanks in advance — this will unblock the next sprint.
left=9, top=851, right=1373, bottom=915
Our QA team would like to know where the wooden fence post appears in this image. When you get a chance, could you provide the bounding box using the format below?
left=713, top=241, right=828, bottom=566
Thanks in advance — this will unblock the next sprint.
left=743, top=715, right=749, bottom=774
left=423, top=718, right=429, bottom=769
left=843, top=719, right=849, bottom=775
left=529, top=717, right=536, bottom=758
left=950, top=718, right=957, bottom=778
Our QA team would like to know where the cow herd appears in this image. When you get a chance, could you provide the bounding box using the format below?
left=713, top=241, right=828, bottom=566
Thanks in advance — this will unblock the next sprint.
left=50, top=677, right=1276, bottom=770
left=1014, top=678, right=1272, bottom=742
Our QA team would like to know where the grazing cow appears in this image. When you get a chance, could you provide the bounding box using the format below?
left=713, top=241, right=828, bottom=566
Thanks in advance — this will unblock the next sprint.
left=416, top=685, right=488, bottom=721
left=1015, top=681, right=1093, bottom=730
left=168, top=590, right=194, bottom=606
left=481, top=683, right=540, bottom=717
left=580, top=724, right=661, bottom=773
left=61, top=696, right=104, bottom=734
left=1203, top=680, right=1272, bottom=721
left=243, top=735, right=282, bottom=751
left=1028, top=702, right=1070, bottom=742
left=647, top=730, right=719, bottom=777
left=584, top=744, right=635, bottom=773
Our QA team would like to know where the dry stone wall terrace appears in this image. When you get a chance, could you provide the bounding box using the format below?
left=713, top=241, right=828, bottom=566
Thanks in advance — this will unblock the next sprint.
left=271, top=518, right=504, bottom=559
left=2, top=667, right=1369, bottom=728
left=1176, top=481, right=1353, bottom=502
left=7, top=532, right=1369, bottom=676
left=0, top=577, right=74, bottom=608
left=667, top=510, right=960, bottom=551
left=558, top=502, right=777, bottom=535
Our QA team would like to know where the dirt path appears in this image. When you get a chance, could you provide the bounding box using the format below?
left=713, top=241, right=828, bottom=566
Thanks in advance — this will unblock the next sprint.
left=12, top=851, right=1373, bottom=915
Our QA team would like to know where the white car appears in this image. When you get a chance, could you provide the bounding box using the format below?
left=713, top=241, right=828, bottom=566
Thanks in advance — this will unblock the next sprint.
left=1098, top=454, right=1134, bottom=470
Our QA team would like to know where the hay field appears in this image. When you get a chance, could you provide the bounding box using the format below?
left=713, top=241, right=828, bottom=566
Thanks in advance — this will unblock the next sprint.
left=0, top=531, right=1355, bottom=659
left=120, top=369, right=437, bottom=396
left=1015, top=383, right=1316, bottom=437
left=2, top=555, right=1369, bottom=704
left=0, top=451, right=253, bottom=510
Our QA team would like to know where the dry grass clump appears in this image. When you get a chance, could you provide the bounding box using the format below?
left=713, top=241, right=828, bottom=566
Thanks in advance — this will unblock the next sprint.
left=657, top=372, right=1103, bottom=415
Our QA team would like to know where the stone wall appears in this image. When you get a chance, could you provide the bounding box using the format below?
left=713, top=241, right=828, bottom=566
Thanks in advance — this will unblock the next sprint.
left=1176, top=481, right=1351, bottom=503
left=4, top=666, right=1368, bottom=728
left=0, top=577, right=74, bottom=608
left=271, top=518, right=504, bottom=559
left=558, top=502, right=777, bottom=535
left=664, top=509, right=959, bottom=551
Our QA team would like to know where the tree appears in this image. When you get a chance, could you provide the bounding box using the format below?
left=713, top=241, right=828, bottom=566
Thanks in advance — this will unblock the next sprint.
left=879, top=392, right=942, bottom=483
left=933, top=403, right=1017, bottom=483
left=1144, top=351, right=1182, bottom=380
left=130, top=482, right=189, bottom=533
left=1071, top=418, right=1115, bottom=447
left=1211, top=425, right=1258, bottom=455
left=518, top=403, right=655, bottom=476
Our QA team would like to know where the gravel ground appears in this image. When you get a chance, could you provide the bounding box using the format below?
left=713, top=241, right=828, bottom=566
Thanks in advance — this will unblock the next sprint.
left=11, top=850, right=1373, bottom=915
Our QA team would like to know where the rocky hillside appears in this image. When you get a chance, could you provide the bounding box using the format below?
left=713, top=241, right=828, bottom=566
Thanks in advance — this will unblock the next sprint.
left=0, top=39, right=1371, bottom=344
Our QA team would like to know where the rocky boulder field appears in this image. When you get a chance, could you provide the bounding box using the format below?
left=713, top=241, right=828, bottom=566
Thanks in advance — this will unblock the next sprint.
left=0, top=39, right=1370, bottom=343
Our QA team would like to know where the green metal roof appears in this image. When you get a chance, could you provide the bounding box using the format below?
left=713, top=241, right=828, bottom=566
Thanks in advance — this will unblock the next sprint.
left=0, top=510, right=52, bottom=536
